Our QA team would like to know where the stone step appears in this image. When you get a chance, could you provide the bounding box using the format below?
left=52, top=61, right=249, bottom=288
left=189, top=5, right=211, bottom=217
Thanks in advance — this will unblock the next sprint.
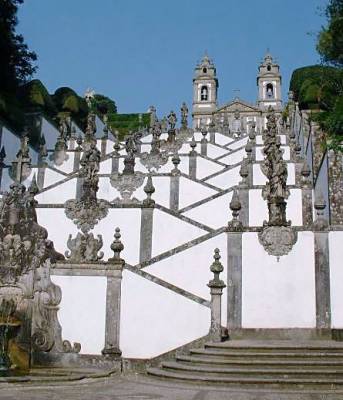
left=189, top=348, right=343, bottom=360
left=147, top=367, right=343, bottom=386
left=205, top=340, right=343, bottom=351
left=176, top=354, right=343, bottom=368
left=161, top=361, right=343, bottom=378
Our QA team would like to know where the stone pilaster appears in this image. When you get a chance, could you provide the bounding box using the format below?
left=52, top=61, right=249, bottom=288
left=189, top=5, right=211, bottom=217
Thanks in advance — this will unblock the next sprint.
left=328, top=150, right=343, bottom=226
left=313, top=194, right=331, bottom=329
left=300, top=160, right=313, bottom=228
left=227, top=190, right=243, bottom=330
left=139, top=176, right=155, bottom=263
left=189, top=137, right=197, bottom=180
left=102, top=228, right=124, bottom=357
left=169, top=154, right=180, bottom=211
left=208, top=249, right=226, bottom=342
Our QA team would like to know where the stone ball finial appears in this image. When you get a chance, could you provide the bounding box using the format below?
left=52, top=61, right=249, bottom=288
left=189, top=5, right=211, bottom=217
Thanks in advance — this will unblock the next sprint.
left=239, top=160, right=249, bottom=180
left=230, top=188, right=241, bottom=213
left=76, top=134, right=83, bottom=148
left=208, top=248, right=225, bottom=288
left=143, top=175, right=155, bottom=206
left=301, top=160, right=311, bottom=178
left=190, top=136, right=197, bottom=151
left=110, top=227, right=124, bottom=261
left=172, top=153, right=181, bottom=168
left=245, top=140, right=253, bottom=155
left=113, top=140, right=121, bottom=153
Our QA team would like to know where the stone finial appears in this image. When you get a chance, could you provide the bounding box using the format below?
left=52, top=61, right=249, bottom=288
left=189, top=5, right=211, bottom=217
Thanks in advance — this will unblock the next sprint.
left=76, top=134, right=83, bottom=150
left=180, top=102, right=188, bottom=129
left=210, top=248, right=224, bottom=279
left=109, top=227, right=124, bottom=261
left=301, top=160, right=311, bottom=187
left=190, top=136, right=197, bottom=153
left=228, top=189, right=243, bottom=231
left=113, top=139, right=121, bottom=154
left=0, top=146, right=6, bottom=164
left=239, top=159, right=249, bottom=184
left=313, top=191, right=329, bottom=231
left=201, top=125, right=207, bottom=140
left=294, top=139, right=302, bottom=159
left=102, top=123, right=109, bottom=139
left=28, top=174, right=39, bottom=196
left=143, top=175, right=155, bottom=206
left=172, top=153, right=181, bottom=172
left=208, top=118, right=216, bottom=133
left=245, top=140, right=253, bottom=160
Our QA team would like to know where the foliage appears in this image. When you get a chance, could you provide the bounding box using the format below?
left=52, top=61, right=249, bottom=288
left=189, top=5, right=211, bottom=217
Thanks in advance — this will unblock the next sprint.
left=107, top=113, right=150, bottom=140
left=317, top=0, right=343, bottom=67
left=91, top=94, right=117, bottom=115
left=0, top=0, right=37, bottom=93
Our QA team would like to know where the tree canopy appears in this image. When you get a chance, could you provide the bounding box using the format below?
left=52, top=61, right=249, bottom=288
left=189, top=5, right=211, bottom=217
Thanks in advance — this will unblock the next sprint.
left=0, top=0, right=37, bottom=93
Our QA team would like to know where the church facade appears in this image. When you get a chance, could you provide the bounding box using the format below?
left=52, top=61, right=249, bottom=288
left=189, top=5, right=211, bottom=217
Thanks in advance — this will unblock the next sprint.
left=192, top=52, right=283, bottom=133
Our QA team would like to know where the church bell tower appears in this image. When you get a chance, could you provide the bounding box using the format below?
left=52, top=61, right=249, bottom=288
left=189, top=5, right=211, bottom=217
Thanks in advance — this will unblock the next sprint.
left=257, top=52, right=282, bottom=110
left=192, top=53, right=218, bottom=128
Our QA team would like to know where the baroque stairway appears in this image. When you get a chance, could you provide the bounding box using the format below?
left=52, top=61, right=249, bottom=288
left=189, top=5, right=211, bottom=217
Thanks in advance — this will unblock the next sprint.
left=148, top=340, right=343, bottom=387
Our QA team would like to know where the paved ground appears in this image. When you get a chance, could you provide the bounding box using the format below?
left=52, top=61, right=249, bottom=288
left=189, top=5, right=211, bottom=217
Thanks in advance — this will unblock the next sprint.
left=1, top=374, right=343, bottom=400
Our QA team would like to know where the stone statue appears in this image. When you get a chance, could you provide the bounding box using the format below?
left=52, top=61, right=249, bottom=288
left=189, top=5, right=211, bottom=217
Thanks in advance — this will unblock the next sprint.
left=167, top=111, right=177, bottom=131
left=181, top=102, right=188, bottom=129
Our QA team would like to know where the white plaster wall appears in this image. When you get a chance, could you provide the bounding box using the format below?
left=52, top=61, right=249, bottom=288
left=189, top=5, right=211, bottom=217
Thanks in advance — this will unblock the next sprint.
left=256, top=146, right=290, bottom=161
left=151, top=209, right=205, bottom=257
left=51, top=276, right=107, bottom=354
left=253, top=163, right=295, bottom=186
left=120, top=270, right=210, bottom=358
left=219, top=149, right=245, bottom=166
left=207, top=166, right=241, bottom=190
left=184, top=192, right=233, bottom=229
left=146, top=233, right=227, bottom=326
left=329, top=231, right=343, bottom=328
left=206, top=144, right=228, bottom=159
left=196, top=157, right=223, bottom=180
left=179, top=177, right=216, bottom=209
left=51, top=153, right=75, bottom=174
left=36, top=178, right=76, bottom=203
left=242, top=232, right=316, bottom=328
left=37, top=208, right=141, bottom=265
left=215, top=133, right=233, bottom=146
left=41, top=118, right=60, bottom=150
left=249, top=188, right=302, bottom=226
left=227, top=136, right=248, bottom=150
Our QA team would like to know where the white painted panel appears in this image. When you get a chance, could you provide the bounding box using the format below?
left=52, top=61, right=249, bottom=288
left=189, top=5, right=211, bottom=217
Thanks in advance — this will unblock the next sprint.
left=152, top=209, right=205, bottom=257
left=52, top=276, right=107, bottom=354
left=207, top=166, right=241, bottom=190
left=196, top=157, right=223, bottom=180
left=219, top=149, right=245, bottom=165
left=206, top=144, right=228, bottom=159
left=146, top=233, right=227, bottom=326
left=179, top=177, right=216, bottom=209
left=99, top=158, right=112, bottom=174
left=52, top=152, right=75, bottom=174
left=44, top=168, right=67, bottom=187
left=256, top=145, right=290, bottom=161
left=215, top=133, right=233, bottom=146
left=253, top=163, right=295, bottom=186
left=329, top=232, right=343, bottom=328
left=120, top=270, right=210, bottom=358
left=242, top=232, right=316, bottom=328
left=227, top=136, right=248, bottom=150
left=184, top=192, right=233, bottom=229
left=37, top=178, right=76, bottom=203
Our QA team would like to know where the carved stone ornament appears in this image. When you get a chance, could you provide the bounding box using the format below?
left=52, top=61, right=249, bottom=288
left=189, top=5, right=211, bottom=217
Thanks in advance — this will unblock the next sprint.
left=140, top=148, right=169, bottom=172
left=65, top=198, right=109, bottom=234
left=65, top=232, right=104, bottom=262
left=258, top=225, right=298, bottom=260
left=110, top=171, right=145, bottom=204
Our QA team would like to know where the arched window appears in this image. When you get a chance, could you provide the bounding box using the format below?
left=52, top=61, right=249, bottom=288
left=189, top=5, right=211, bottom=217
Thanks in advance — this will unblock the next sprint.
left=267, top=64, right=271, bottom=71
left=266, top=83, right=274, bottom=99
left=202, top=67, right=207, bottom=73
left=200, top=85, right=208, bottom=101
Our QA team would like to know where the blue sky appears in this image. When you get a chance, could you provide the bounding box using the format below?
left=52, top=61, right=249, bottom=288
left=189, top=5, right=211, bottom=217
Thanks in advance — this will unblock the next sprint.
left=19, top=0, right=328, bottom=117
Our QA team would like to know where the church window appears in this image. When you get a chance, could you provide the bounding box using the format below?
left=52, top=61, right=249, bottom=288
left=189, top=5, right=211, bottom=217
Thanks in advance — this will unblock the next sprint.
left=267, top=65, right=271, bottom=71
left=203, top=67, right=207, bottom=73
left=200, top=85, right=208, bottom=101
left=266, top=83, right=274, bottom=99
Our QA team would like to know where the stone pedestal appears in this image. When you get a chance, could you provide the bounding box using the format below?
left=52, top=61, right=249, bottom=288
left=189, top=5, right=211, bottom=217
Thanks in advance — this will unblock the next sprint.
left=169, top=175, right=180, bottom=211
left=102, top=263, right=123, bottom=357
left=139, top=206, right=154, bottom=263
left=227, top=231, right=243, bottom=330
left=189, top=152, right=197, bottom=180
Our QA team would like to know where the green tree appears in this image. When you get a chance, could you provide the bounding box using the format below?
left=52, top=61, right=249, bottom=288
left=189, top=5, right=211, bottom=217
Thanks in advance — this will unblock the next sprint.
left=0, top=0, right=37, bottom=93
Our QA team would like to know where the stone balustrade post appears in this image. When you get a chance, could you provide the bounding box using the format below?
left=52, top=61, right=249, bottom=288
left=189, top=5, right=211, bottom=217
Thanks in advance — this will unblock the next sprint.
left=0, top=146, right=6, bottom=190
left=102, top=228, right=124, bottom=357
left=170, top=154, right=180, bottom=211
left=313, top=193, right=331, bottom=330
left=112, top=141, right=121, bottom=174
left=139, top=176, right=155, bottom=263
left=227, top=189, right=243, bottom=332
left=300, top=160, right=313, bottom=227
left=201, top=127, right=208, bottom=156
left=209, top=119, right=216, bottom=144
left=207, top=249, right=226, bottom=342
left=189, top=137, right=197, bottom=180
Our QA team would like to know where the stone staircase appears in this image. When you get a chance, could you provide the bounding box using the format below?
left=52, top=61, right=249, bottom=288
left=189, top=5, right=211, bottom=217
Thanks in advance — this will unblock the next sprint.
left=147, top=340, right=343, bottom=387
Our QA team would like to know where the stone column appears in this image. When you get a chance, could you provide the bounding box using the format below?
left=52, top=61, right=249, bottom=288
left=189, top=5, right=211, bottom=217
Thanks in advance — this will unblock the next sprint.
left=201, top=127, right=208, bottom=156
left=188, top=137, right=197, bottom=180
left=300, top=160, right=313, bottom=227
left=313, top=194, right=331, bottom=329
left=208, top=249, right=226, bottom=342
left=328, top=150, right=343, bottom=226
left=227, top=190, right=243, bottom=331
left=112, top=141, right=121, bottom=174
left=209, top=119, right=216, bottom=144
left=169, top=154, right=180, bottom=211
left=139, top=176, right=155, bottom=263
left=0, top=146, right=6, bottom=190
left=102, top=228, right=124, bottom=357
